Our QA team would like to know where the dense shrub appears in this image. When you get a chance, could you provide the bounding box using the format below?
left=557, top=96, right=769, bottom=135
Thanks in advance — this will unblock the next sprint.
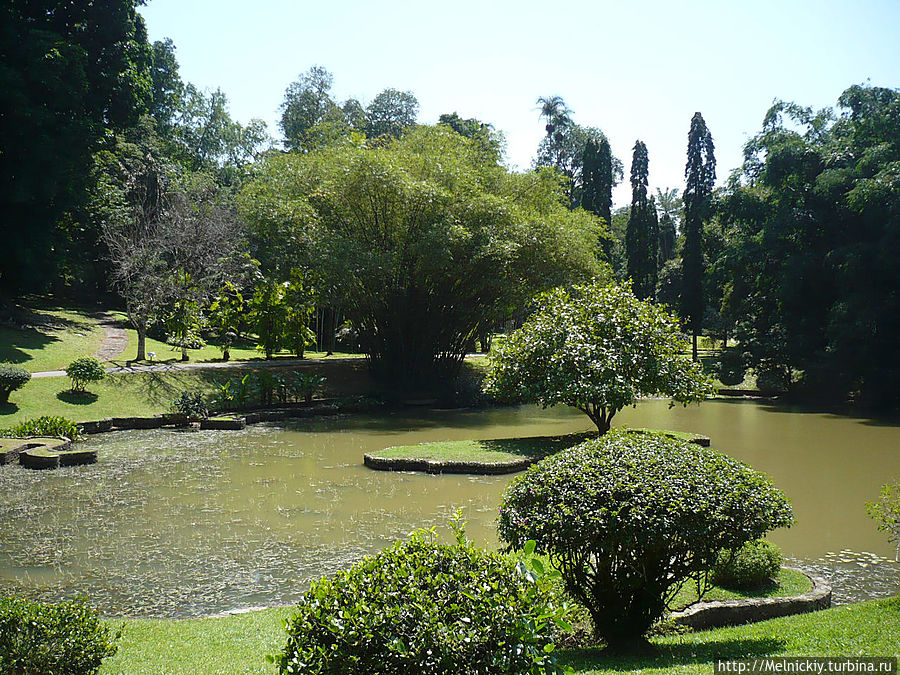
left=0, top=364, right=30, bottom=404
left=717, top=349, right=746, bottom=386
left=498, top=431, right=793, bottom=649
left=867, top=482, right=900, bottom=561
left=0, top=596, right=119, bottom=675
left=755, top=368, right=789, bottom=395
left=275, top=524, right=570, bottom=674
left=712, top=539, right=783, bottom=590
left=1, top=415, right=83, bottom=440
left=65, top=357, right=106, bottom=393
left=291, top=372, right=326, bottom=403
left=172, top=390, right=209, bottom=419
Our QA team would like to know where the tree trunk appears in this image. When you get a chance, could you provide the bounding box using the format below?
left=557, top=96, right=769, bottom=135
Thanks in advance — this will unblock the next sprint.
left=692, top=332, right=698, bottom=362
left=136, top=327, right=147, bottom=362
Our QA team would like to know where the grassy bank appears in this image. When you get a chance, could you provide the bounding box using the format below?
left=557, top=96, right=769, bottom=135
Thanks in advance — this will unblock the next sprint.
left=97, top=597, right=899, bottom=674
left=0, top=360, right=374, bottom=425
left=0, top=306, right=105, bottom=372
left=669, top=568, right=811, bottom=610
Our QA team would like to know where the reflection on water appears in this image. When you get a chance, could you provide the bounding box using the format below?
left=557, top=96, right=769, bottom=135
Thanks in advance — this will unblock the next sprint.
left=0, top=400, right=897, bottom=617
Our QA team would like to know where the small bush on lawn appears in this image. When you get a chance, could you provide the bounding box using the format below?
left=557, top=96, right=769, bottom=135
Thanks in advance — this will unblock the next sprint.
left=712, top=539, right=783, bottom=590
left=717, top=349, right=746, bottom=386
left=1, top=415, right=83, bottom=440
left=0, top=596, right=119, bottom=675
left=172, top=390, right=209, bottom=420
left=0, top=364, right=31, bottom=404
left=65, top=357, right=106, bottom=393
left=275, top=519, right=570, bottom=674
left=498, top=431, right=793, bottom=650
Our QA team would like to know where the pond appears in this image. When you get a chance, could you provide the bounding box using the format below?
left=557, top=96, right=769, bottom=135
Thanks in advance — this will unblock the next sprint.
left=0, top=400, right=897, bottom=617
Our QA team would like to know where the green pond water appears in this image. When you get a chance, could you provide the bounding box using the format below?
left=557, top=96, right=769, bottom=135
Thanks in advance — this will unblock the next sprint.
left=0, top=399, right=897, bottom=617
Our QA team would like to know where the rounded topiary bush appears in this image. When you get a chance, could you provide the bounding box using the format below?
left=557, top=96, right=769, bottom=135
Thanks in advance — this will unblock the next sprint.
left=712, top=539, right=783, bottom=590
left=0, top=596, right=118, bottom=675
left=276, top=529, right=568, bottom=674
left=498, top=431, right=793, bottom=650
left=0, top=364, right=30, bottom=404
left=717, top=349, right=746, bottom=386
left=65, top=357, right=106, bottom=393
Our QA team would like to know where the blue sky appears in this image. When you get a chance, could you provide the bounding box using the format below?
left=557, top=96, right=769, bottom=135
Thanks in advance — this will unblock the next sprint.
left=139, top=0, right=900, bottom=207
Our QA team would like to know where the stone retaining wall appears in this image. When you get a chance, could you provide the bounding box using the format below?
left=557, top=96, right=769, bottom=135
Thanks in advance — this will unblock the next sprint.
left=670, top=571, right=831, bottom=630
left=363, top=453, right=540, bottom=475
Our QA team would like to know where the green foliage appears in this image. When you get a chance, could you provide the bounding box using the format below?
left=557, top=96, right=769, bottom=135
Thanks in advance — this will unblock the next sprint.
left=0, top=364, right=30, bottom=404
left=240, top=124, right=607, bottom=384
left=1, top=416, right=83, bottom=441
left=717, top=348, right=746, bottom=386
left=275, top=520, right=570, bottom=674
left=484, top=282, right=713, bottom=434
left=207, top=281, right=247, bottom=361
left=711, top=539, right=783, bottom=590
left=498, top=431, right=793, bottom=648
left=867, top=482, right=900, bottom=560
left=755, top=368, right=790, bottom=396
left=171, top=391, right=209, bottom=420
left=626, top=140, right=658, bottom=300
left=291, top=372, right=326, bottom=404
left=682, top=112, right=716, bottom=352
left=0, top=596, right=119, bottom=675
left=66, top=357, right=107, bottom=393
left=719, top=85, right=900, bottom=405
left=365, top=88, right=419, bottom=139
left=250, top=279, right=287, bottom=359
left=0, top=1, right=151, bottom=294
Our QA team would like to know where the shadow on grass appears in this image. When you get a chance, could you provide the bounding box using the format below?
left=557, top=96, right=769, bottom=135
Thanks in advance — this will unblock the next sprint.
left=560, top=636, right=786, bottom=672
left=0, top=325, right=59, bottom=365
left=478, top=431, right=596, bottom=457
left=0, top=402, right=19, bottom=417
left=56, top=390, right=99, bottom=405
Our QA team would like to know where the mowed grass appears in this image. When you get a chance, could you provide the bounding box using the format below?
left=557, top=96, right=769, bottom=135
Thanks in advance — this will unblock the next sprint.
left=96, top=598, right=900, bottom=675
left=99, top=607, right=295, bottom=675
left=560, top=596, right=900, bottom=674
left=669, top=568, right=811, bottom=610
left=111, top=313, right=363, bottom=366
left=0, top=360, right=373, bottom=425
left=374, top=428, right=710, bottom=465
left=0, top=306, right=105, bottom=372
left=375, top=431, right=596, bottom=464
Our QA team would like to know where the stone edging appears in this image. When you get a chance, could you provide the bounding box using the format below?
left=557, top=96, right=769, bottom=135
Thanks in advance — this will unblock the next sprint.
left=669, top=570, right=831, bottom=630
left=0, top=436, right=98, bottom=470
left=363, top=453, right=541, bottom=475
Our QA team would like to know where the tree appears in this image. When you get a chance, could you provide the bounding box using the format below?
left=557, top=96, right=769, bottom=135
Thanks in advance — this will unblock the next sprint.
left=98, top=124, right=249, bottom=361
left=867, top=482, right=900, bottom=560
left=483, top=282, right=713, bottom=434
left=240, top=125, right=607, bottom=385
left=581, top=138, right=614, bottom=233
left=365, top=88, right=419, bottom=138
left=280, top=66, right=336, bottom=151
left=655, top=187, right=681, bottom=264
left=250, top=278, right=287, bottom=359
left=438, top=112, right=504, bottom=162
left=0, top=0, right=152, bottom=296
left=535, top=95, right=573, bottom=170
left=149, top=39, right=184, bottom=133
left=498, top=431, right=793, bottom=649
left=682, top=112, right=716, bottom=361
left=626, top=141, right=658, bottom=300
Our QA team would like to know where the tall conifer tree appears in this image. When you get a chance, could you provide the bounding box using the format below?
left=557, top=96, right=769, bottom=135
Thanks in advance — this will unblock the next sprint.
left=581, top=138, right=615, bottom=259
left=682, top=112, right=716, bottom=361
left=626, top=141, right=657, bottom=300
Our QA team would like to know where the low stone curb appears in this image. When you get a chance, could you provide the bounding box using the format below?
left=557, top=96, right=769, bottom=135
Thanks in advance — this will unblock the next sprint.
left=0, top=436, right=97, bottom=470
left=670, top=570, right=831, bottom=630
left=363, top=453, right=541, bottom=475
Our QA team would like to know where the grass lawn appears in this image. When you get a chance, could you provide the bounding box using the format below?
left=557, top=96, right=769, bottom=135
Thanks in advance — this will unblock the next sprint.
left=373, top=428, right=710, bottom=465
left=111, top=312, right=363, bottom=366
left=0, top=305, right=105, bottom=372
left=669, top=568, right=811, bottom=610
left=0, top=360, right=374, bottom=425
left=374, top=430, right=596, bottom=464
left=560, top=596, right=900, bottom=673
left=99, top=607, right=295, bottom=675
left=97, top=597, right=899, bottom=674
